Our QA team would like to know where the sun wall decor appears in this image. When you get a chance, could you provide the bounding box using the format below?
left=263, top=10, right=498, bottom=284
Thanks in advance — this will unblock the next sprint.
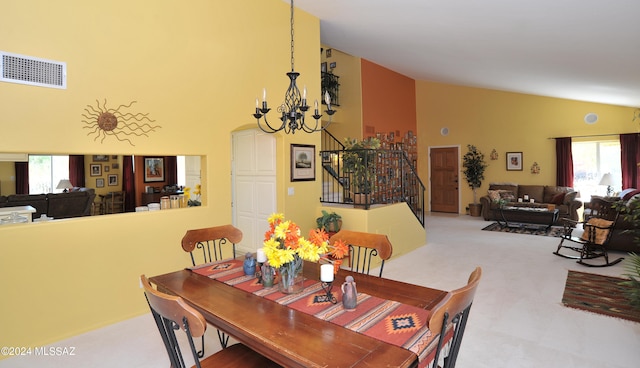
left=82, top=99, right=161, bottom=146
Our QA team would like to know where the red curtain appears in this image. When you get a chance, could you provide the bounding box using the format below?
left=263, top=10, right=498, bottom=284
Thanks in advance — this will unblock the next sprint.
left=555, top=137, right=573, bottom=187
left=620, top=133, right=640, bottom=189
left=14, top=162, right=29, bottom=194
left=123, top=156, right=135, bottom=212
left=69, top=155, right=85, bottom=188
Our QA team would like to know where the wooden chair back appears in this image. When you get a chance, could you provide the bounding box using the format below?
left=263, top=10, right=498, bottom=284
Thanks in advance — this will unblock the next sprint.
left=329, top=230, right=393, bottom=277
left=141, top=275, right=279, bottom=368
left=104, top=191, right=125, bottom=214
left=586, top=197, right=617, bottom=222
left=181, top=225, right=243, bottom=266
left=428, top=267, right=482, bottom=368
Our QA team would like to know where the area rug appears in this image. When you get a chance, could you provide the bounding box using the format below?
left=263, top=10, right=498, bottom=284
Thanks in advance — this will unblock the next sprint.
left=481, top=222, right=564, bottom=237
left=561, top=270, right=640, bottom=323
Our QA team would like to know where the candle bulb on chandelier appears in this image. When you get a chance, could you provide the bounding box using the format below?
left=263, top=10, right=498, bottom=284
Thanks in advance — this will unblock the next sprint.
left=314, top=99, right=319, bottom=114
left=324, top=91, right=331, bottom=108
left=262, top=88, right=267, bottom=102
left=303, top=85, right=307, bottom=99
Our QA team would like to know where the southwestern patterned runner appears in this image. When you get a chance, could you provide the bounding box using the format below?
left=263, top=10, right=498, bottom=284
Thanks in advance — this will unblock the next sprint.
left=562, top=270, right=640, bottom=323
left=190, top=260, right=451, bottom=367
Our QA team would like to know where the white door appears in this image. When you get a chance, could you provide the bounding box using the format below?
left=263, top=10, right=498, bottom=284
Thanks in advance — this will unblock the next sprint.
left=232, top=130, right=277, bottom=254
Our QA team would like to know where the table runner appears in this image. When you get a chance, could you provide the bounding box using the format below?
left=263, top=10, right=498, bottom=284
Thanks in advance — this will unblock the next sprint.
left=191, top=260, right=452, bottom=367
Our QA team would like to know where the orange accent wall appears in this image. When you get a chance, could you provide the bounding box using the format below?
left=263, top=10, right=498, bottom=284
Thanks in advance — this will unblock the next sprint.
left=361, top=59, right=417, bottom=141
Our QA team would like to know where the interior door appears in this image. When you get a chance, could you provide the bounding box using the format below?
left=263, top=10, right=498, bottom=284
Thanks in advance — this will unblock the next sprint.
left=430, top=146, right=459, bottom=213
left=232, top=130, right=277, bottom=254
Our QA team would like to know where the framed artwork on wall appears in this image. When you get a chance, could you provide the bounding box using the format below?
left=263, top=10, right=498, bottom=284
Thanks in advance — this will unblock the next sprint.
left=144, top=157, right=165, bottom=182
left=90, top=164, right=102, bottom=177
left=290, top=144, right=315, bottom=182
left=93, top=155, right=109, bottom=162
left=506, top=152, right=523, bottom=171
left=108, top=174, right=118, bottom=186
left=96, top=178, right=105, bottom=188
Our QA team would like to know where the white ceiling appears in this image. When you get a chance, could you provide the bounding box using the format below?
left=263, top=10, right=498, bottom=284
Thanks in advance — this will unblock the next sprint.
left=291, top=0, right=640, bottom=108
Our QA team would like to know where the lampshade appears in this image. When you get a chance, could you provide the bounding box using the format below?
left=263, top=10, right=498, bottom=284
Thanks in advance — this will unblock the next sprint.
left=56, top=179, right=73, bottom=191
left=598, top=173, right=613, bottom=186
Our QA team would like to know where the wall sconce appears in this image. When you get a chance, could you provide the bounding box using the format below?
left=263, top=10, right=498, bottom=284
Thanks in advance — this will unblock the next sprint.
left=530, top=162, right=540, bottom=174
left=490, top=149, right=498, bottom=160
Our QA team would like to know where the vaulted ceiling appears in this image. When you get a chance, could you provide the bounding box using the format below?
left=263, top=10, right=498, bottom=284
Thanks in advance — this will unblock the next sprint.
left=291, top=0, right=640, bottom=108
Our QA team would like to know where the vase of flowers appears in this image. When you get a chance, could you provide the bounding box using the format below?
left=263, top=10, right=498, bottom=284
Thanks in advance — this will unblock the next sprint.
left=263, top=213, right=348, bottom=294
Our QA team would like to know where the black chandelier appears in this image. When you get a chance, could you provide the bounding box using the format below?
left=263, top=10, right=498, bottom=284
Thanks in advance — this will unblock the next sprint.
left=253, top=0, right=335, bottom=134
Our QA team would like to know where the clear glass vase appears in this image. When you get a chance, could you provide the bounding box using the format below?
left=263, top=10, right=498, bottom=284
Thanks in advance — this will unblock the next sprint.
left=278, top=255, right=304, bottom=294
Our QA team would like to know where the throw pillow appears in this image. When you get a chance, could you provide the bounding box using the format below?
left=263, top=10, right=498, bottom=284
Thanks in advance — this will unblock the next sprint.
left=499, top=190, right=516, bottom=202
left=563, top=191, right=578, bottom=205
left=580, top=218, right=613, bottom=245
left=487, top=190, right=501, bottom=202
left=550, top=192, right=566, bottom=205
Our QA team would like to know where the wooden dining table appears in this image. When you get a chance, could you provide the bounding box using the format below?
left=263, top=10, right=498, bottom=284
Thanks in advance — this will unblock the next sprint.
left=150, top=261, right=448, bottom=368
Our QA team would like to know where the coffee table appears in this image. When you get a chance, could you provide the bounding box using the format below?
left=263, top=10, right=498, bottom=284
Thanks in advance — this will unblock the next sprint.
left=495, top=206, right=560, bottom=231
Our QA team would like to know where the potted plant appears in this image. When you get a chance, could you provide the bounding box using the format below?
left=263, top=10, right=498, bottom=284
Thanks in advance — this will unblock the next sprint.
left=342, top=137, right=381, bottom=205
left=316, top=210, right=342, bottom=235
left=613, top=197, right=640, bottom=308
left=462, top=144, right=487, bottom=217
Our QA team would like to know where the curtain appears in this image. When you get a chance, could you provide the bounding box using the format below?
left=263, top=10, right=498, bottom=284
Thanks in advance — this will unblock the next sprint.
left=620, top=133, right=640, bottom=189
left=123, top=156, right=135, bottom=212
left=69, top=155, right=85, bottom=188
left=15, top=162, right=29, bottom=194
left=165, top=156, right=177, bottom=185
left=555, top=137, right=573, bottom=187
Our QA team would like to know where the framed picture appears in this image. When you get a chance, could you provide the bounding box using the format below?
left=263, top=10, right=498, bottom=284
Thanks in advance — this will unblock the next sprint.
left=96, top=178, right=105, bottom=188
left=104, top=166, right=110, bottom=173
left=321, top=62, right=327, bottom=73
left=112, top=163, right=119, bottom=169
left=321, top=151, right=331, bottom=163
left=144, top=157, right=165, bottom=182
left=290, top=144, right=315, bottom=182
left=93, top=155, right=109, bottom=162
left=108, top=174, right=118, bottom=186
left=90, top=164, right=102, bottom=177
left=506, top=152, right=523, bottom=171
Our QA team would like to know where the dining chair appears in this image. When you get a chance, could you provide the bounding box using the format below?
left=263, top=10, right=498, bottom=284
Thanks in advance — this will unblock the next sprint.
left=181, top=225, right=242, bottom=266
left=553, top=197, right=623, bottom=267
left=428, top=266, right=482, bottom=368
left=181, top=224, right=242, bottom=351
left=329, top=230, right=393, bottom=277
left=140, top=275, right=279, bottom=368
left=103, top=191, right=125, bottom=214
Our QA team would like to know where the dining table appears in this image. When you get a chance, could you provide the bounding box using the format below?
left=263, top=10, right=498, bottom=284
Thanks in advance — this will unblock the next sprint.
left=150, top=260, right=449, bottom=368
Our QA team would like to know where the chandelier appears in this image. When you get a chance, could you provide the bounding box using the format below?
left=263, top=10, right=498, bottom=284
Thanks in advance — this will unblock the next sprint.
left=253, top=0, right=335, bottom=134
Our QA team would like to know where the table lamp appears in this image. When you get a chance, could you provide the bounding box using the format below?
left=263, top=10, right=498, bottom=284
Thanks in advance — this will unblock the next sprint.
left=56, top=179, right=74, bottom=193
left=598, top=173, right=613, bottom=196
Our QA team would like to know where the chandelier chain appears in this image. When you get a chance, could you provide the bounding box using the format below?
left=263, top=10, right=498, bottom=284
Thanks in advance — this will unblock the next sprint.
left=290, top=0, right=295, bottom=72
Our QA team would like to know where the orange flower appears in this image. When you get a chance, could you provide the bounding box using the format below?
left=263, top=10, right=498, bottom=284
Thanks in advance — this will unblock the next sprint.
left=331, top=239, right=349, bottom=259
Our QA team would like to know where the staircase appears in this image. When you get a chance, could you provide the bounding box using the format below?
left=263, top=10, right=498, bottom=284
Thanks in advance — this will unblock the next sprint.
left=320, top=130, right=425, bottom=226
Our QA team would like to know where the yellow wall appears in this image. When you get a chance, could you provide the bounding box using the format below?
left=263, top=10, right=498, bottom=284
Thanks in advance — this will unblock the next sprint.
left=0, top=0, right=322, bottom=351
left=0, top=162, right=16, bottom=195
left=416, top=81, right=638, bottom=212
left=320, top=46, right=363, bottom=141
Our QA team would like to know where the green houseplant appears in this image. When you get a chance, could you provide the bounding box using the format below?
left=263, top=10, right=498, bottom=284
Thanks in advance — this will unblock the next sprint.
left=342, top=137, right=381, bottom=205
left=462, top=144, right=487, bottom=217
left=316, top=210, right=342, bottom=234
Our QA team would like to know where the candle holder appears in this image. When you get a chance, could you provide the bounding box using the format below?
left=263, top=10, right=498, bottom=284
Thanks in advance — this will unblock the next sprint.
left=320, top=281, right=337, bottom=304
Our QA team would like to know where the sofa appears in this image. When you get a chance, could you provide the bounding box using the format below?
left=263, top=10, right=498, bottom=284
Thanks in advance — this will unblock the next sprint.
left=584, top=189, right=640, bottom=253
left=480, top=183, right=582, bottom=224
left=0, top=188, right=96, bottom=220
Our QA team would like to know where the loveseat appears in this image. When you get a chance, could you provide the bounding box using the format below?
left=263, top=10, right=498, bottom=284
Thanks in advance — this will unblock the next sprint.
left=0, top=188, right=96, bottom=220
left=584, top=189, right=640, bottom=253
left=480, top=183, right=582, bottom=224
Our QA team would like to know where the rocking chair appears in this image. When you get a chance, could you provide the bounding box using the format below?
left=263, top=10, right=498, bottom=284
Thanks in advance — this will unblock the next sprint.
left=553, top=197, right=623, bottom=267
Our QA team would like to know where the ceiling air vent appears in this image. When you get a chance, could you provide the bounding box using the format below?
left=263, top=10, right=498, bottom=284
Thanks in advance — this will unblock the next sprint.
left=1, top=51, right=66, bottom=89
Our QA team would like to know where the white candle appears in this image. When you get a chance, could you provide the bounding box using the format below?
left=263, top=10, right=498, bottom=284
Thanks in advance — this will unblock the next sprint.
left=314, top=99, right=318, bottom=109
left=262, top=88, right=267, bottom=102
left=320, top=264, right=334, bottom=282
left=256, top=248, right=267, bottom=263
left=303, top=85, right=307, bottom=99
left=255, top=98, right=259, bottom=108
left=324, top=91, right=331, bottom=105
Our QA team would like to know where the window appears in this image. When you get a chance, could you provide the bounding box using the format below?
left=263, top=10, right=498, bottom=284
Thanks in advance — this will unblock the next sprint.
left=572, top=139, right=621, bottom=200
left=28, top=155, right=69, bottom=194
